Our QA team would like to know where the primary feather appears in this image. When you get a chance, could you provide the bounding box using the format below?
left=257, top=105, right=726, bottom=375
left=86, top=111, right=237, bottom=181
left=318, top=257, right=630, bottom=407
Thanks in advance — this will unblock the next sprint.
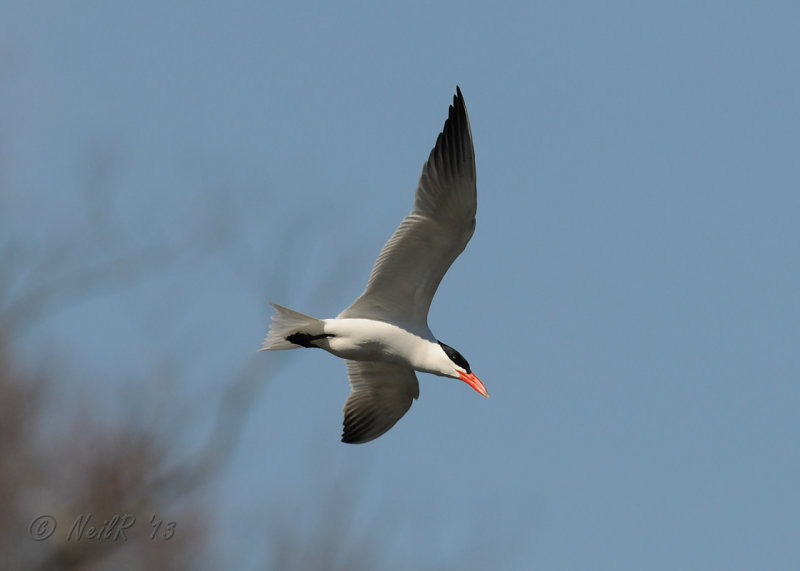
left=338, top=87, right=476, bottom=332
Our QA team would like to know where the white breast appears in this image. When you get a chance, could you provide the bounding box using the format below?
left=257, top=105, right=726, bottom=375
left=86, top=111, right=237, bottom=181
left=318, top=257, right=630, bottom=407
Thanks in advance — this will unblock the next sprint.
left=320, top=318, right=438, bottom=371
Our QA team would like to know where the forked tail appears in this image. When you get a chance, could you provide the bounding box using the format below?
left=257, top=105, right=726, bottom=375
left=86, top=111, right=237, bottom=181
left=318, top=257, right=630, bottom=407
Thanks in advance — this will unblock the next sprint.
left=260, top=302, right=325, bottom=350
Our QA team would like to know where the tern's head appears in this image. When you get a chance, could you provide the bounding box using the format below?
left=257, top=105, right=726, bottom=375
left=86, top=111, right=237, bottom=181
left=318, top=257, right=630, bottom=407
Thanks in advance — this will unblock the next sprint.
left=437, top=341, right=489, bottom=398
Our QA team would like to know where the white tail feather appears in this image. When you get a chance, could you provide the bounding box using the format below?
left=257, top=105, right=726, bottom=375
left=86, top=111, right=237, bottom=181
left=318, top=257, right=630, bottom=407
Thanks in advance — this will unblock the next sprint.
left=259, top=303, right=325, bottom=351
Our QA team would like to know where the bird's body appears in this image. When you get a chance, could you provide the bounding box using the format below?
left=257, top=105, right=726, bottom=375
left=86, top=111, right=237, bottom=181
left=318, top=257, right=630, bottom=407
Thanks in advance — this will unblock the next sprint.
left=261, top=87, right=488, bottom=443
left=318, top=319, right=435, bottom=367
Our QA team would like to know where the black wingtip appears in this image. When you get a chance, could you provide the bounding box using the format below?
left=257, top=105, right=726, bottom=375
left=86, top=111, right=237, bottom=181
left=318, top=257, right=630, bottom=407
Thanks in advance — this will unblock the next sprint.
left=341, top=427, right=367, bottom=445
left=450, top=86, right=468, bottom=123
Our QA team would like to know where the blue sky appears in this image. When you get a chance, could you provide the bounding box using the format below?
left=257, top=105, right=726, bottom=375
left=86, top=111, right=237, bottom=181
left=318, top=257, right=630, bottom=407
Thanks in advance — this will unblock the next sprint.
left=4, top=2, right=799, bottom=569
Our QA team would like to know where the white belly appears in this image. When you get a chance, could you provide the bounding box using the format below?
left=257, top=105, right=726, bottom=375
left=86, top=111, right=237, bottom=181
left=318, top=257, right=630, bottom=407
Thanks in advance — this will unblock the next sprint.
left=318, top=318, right=434, bottom=369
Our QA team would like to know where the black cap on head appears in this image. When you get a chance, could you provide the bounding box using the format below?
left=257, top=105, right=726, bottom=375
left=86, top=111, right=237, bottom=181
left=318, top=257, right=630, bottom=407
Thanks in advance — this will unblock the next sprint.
left=438, top=341, right=471, bottom=373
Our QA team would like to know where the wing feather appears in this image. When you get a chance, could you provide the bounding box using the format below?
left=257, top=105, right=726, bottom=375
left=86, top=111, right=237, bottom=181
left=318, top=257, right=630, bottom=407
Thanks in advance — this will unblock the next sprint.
left=341, top=360, right=419, bottom=444
left=339, top=87, right=477, bottom=329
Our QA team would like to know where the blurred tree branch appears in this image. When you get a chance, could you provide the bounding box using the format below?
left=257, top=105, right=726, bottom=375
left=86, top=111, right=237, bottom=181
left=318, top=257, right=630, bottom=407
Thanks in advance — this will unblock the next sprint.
left=0, top=141, right=381, bottom=570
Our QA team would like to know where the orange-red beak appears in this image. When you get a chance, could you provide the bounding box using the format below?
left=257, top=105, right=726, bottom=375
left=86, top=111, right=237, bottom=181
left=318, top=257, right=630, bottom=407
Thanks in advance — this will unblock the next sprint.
left=458, top=371, right=489, bottom=398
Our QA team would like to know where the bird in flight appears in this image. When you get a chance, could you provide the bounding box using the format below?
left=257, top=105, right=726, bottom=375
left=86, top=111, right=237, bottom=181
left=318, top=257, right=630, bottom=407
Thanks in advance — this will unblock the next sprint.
left=261, top=87, right=488, bottom=443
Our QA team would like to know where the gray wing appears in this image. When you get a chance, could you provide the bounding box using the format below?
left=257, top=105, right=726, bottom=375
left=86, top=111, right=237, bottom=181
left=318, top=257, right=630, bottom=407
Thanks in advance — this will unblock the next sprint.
left=341, top=360, right=420, bottom=444
left=338, top=87, right=477, bottom=330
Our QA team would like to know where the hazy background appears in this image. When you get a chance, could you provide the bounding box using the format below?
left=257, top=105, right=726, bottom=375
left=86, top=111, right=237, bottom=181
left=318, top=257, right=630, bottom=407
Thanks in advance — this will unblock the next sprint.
left=3, top=2, right=799, bottom=569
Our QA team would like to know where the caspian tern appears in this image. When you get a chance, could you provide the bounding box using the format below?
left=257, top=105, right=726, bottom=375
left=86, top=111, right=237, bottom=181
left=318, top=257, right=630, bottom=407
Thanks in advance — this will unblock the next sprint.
left=261, top=87, right=488, bottom=443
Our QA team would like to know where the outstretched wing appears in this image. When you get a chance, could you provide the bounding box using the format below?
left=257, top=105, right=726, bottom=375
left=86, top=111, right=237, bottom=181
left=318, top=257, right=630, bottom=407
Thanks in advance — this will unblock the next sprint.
left=339, top=87, right=477, bottom=331
left=341, top=360, right=420, bottom=444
